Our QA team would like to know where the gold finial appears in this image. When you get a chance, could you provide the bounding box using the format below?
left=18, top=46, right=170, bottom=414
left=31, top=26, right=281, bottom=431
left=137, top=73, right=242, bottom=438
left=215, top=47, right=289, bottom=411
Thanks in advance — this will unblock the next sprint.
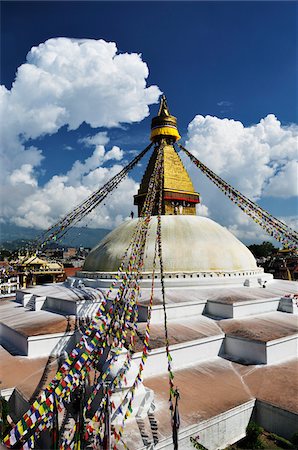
left=158, top=95, right=170, bottom=117
left=150, top=95, right=181, bottom=142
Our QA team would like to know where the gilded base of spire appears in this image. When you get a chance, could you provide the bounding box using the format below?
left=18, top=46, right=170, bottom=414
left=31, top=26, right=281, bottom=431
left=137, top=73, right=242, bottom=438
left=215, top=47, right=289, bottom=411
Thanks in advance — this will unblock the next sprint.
left=134, top=144, right=200, bottom=216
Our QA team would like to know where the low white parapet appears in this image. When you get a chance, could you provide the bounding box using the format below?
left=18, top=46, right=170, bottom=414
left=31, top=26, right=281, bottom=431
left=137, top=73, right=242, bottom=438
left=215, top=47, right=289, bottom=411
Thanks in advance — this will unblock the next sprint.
left=150, top=300, right=206, bottom=324
left=154, top=397, right=298, bottom=449
left=155, top=399, right=256, bottom=450
left=0, top=323, right=28, bottom=356
left=0, top=387, right=15, bottom=401
left=224, top=333, right=298, bottom=365
left=206, top=297, right=281, bottom=319
left=0, top=321, right=76, bottom=357
left=34, top=296, right=47, bottom=311
left=134, top=335, right=225, bottom=378
left=22, top=293, right=35, bottom=307
left=76, top=271, right=272, bottom=289
left=266, top=334, right=298, bottom=365
left=27, top=331, right=76, bottom=357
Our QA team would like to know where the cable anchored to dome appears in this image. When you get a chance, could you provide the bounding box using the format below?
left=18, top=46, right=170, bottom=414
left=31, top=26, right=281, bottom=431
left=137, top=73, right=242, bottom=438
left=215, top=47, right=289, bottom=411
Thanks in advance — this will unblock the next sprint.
left=178, top=143, right=298, bottom=249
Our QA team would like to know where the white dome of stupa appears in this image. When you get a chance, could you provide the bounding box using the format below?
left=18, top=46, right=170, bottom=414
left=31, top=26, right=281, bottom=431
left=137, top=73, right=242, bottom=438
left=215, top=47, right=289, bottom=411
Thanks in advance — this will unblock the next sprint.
left=83, top=216, right=258, bottom=274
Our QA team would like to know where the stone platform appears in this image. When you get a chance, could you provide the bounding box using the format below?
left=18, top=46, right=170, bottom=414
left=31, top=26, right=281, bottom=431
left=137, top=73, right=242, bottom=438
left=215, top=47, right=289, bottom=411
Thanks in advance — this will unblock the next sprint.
left=1, top=277, right=298, bottom=449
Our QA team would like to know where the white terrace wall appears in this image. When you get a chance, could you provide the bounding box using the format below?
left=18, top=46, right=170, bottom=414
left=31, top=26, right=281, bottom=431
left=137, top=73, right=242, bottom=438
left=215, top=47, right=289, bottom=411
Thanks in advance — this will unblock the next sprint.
left=150, top=300, right=206, bottom=323
left=27, top=332, right=74, bottom=357
left=136, top=335, right=224, bottom=378
left=154, top=400, right=255, bottom=450
left=206, top=298, right=280, bottom=319
left=224, top=334, right=298, bottom=365
left=223, top=336, right=267, bottom=364
left=8, top=389, right=30, bottom=423
left=266, top=334, right=298, bottom=364
left=0, top=323, right=28, bottom=355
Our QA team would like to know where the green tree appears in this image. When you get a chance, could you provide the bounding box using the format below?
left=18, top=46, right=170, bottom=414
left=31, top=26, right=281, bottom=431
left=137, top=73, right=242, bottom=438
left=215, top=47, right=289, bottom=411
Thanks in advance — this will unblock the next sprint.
left=248, top=241, right=277, bottom=258
left=242, top=422, right=265, bottom=449
left=0, top=249, right=12, bottom=260
left=291, top=432, right=298, bottom=446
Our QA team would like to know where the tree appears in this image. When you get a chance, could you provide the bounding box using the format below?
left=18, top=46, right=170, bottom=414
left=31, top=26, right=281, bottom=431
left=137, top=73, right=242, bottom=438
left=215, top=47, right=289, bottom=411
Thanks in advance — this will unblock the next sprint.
left=248, top=241, right=277, bottom=258
left=239, top=422, right=265, bottom=449
left=0, top=249, right=12, bottom=260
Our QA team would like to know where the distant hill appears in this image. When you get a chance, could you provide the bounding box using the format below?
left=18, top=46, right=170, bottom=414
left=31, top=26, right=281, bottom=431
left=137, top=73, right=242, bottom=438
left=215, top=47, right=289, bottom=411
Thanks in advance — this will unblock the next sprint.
left=0, top=223, right=111, bottom=250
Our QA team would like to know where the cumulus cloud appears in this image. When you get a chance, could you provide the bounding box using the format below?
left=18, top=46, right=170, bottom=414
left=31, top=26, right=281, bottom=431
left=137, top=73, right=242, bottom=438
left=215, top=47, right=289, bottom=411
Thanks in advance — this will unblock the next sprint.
left=79, top=131, right=110, bottom=147
left=2, top=38, right=160, bottom=138
left=264, top=160, right=298, bottom=198
left=10, top=164, right=38, bottom=187
left=14, top=159, right=139, bottom=230
left=12, top=137, right=138, bottom=229
left=196, top=204, right=209, bottom=217
left=0, top=37, right=160, bottom=229
left=185, top=114, right=298, bottom=243
left=186, top=113, right=298, bottom=200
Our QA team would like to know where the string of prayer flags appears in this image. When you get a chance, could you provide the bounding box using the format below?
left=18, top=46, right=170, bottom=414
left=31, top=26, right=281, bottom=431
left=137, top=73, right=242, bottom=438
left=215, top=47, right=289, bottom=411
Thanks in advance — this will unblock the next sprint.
left=4, top=142, right=168, bottom=449
left=178, top=143, right=298, bottom=249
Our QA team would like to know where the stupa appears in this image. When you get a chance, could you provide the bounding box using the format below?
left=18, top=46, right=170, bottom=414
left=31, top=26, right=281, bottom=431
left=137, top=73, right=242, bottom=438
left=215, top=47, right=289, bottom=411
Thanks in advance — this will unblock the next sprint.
left=79, top=96, right=270, bottom=289
left=1, top=97, right=297, bottom=450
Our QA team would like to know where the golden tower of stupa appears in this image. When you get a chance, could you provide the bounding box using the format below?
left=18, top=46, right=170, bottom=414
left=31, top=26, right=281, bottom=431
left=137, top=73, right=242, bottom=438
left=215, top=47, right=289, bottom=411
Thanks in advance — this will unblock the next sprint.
left=134, top=95, right=200, bottom=216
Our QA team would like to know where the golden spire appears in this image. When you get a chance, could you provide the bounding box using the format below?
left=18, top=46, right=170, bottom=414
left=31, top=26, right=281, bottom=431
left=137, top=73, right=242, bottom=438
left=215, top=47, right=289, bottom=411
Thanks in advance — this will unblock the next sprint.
left=134, top=96, right=200, bottom=216
left=157, top=95, right=170, bottom=116
left=150, top=95, right=181, bottom=142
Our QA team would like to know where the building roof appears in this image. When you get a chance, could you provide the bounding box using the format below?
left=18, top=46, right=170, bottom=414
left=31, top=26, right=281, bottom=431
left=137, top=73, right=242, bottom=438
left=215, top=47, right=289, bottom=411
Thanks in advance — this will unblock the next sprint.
left=219, top=311, right=298, bottom=343
left=119, top=357, right=298, bottom=448
left=130, top=316, right=223, bottom=352
left=12, top=255, right=64, bottom=270
left=0, top=300, right=76, bottom=337
left=0, top=346, right=57, bottom=400
left=63, top=267, right=81, bottom=279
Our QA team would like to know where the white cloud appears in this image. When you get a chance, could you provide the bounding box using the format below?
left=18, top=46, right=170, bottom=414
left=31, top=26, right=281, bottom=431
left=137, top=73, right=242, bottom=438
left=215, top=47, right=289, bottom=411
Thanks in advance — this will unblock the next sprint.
left=264, top=160, right=298, bottom=198
left=196, top=204, right=209, bottom=217
left=3, top=38, right=160, bottom=138
left=104, top=146, right=123, bottom=162
left=10, top=164, right=38, bottom=187
left=0, top=37, right=160, bottom=229
left=280, top=215, right=298, bottom=231
left=185, top=114, right=298, bottom=243
left=80, top=131, right=110, bottom=147
left=13, top=150, right=139, bottom=229
left=186, top=114, right=298, bottom=199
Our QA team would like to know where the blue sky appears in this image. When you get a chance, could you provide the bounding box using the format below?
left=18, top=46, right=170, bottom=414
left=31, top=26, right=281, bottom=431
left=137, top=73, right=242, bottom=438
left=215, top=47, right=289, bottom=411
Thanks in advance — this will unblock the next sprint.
left=1, top=1, right=297, bottom=243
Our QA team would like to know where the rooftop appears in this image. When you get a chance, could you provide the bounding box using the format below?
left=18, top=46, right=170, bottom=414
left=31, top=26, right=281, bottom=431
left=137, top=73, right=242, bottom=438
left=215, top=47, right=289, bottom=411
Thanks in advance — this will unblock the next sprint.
left=119, top=357, right=298, bottom=447
left=0, top=300, right=76, bottom=337
left=130, top=316, right=222, bottom=352
left=219, top=311, right=298, bottom=342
